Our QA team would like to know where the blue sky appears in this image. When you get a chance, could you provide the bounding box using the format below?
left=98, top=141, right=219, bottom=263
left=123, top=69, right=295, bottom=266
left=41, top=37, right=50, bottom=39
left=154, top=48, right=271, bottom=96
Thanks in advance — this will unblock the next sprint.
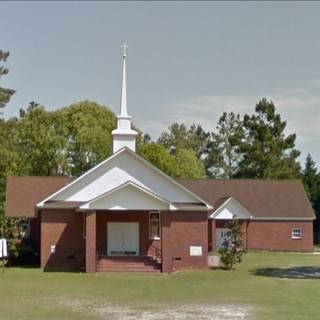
left=2, top=1, right=320, bottom=166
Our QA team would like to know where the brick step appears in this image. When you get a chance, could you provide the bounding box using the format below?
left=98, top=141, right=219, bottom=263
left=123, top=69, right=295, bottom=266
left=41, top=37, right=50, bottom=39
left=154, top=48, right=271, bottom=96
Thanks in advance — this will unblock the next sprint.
left=96, top=267, right=161, bottom=273
left=97, top=263, right=160, bottom=269
left=98, top=255, right=152, bottom=261
left=96, top=255, right=161, bottom=273
left=97, top=261, right=158, bottom=267
left=97, top=262, right=160, bottom=267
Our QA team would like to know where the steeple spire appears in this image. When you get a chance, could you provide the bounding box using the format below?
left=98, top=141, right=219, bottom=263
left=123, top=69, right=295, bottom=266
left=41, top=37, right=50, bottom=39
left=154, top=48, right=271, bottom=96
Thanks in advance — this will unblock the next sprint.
left=120, top=42, right=128, bottom=117
left=112, top=42, right=138, bottom=153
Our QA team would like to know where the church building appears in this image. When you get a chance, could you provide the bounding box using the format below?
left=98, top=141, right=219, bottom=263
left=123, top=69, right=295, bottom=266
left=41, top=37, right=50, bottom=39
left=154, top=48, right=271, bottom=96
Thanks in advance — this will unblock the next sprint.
left=5, top=47, right=315, bottom=273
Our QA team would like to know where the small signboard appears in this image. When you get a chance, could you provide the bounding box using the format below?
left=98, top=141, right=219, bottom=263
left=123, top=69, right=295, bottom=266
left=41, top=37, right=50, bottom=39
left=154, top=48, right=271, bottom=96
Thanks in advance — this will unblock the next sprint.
left=190, top=245, right=202, bottom=256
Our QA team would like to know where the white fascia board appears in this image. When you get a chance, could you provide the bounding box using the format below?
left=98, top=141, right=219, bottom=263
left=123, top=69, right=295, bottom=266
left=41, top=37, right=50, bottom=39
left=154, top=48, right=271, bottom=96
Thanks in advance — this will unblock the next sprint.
left=209, top=196, right=253, bottom=219
left=77, top=180, right=171, bottom=210
left=170, top=203, right=209, bottom=211
left=37, top=147, right=212, bottom=209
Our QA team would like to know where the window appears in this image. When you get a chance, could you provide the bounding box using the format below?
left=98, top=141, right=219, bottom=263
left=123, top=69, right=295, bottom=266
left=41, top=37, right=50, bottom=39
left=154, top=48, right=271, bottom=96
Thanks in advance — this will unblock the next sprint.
left=21, top=219, right=30, bottom=239
left=149, top=212, right=160, bottom=240
left=292, top=228, right=302, bottom=239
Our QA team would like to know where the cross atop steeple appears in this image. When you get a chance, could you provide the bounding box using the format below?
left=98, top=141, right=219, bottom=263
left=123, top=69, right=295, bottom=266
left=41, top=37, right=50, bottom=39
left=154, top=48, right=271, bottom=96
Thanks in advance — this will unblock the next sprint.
left=121, top=42, right=128, bottom=58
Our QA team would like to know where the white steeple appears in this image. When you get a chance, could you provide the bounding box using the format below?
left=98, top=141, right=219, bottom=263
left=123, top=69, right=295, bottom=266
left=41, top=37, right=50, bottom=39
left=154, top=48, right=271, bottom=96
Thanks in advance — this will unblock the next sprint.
left=112, top=42, right=138, bottom=153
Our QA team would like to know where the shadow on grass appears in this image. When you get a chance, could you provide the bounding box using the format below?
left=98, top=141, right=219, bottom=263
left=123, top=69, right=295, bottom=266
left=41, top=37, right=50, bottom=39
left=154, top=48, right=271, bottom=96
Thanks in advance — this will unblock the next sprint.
left=251, top=266, right=320, bottom=279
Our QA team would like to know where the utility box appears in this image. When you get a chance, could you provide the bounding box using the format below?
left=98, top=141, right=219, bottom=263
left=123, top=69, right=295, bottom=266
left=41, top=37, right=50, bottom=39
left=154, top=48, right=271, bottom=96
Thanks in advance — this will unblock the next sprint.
left=208, top=255, right=220, bottom=268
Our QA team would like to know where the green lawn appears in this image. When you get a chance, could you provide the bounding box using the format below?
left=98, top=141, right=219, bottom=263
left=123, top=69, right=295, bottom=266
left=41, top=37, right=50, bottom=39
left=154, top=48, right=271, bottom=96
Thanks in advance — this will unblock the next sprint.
left=0, top=252, right=319, bottom=320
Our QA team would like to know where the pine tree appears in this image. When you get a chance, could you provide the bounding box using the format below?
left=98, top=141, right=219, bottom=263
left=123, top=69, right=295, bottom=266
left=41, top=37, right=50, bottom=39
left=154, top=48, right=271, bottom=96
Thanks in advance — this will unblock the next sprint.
left=206, top=112, right=243, bottom=178
left=0, top=50, right=15, bottom=110
left=302, top=154, right=320, bottom=207
left=236, top=98, right=301, bottom=179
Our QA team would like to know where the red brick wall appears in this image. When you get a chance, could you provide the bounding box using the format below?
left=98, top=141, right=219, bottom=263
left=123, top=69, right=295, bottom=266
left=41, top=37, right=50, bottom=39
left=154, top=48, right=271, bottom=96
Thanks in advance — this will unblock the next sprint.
left=161, top=211, right=208, bottom=273
left=247, top=220, right=314, bottom=252
left=96, top=211, right=160, bottom=257
left=40, top=209, right=85, bottom=270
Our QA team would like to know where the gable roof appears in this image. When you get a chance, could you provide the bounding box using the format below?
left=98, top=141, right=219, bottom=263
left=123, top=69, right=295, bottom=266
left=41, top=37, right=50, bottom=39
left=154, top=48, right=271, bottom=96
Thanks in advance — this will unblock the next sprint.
left=210, top=196, right=253, bottom=220
left=37, top=147, right=212, bottom=210
left=5, top=176, right=74, bottom=217
left=5, top=175, right=315, bottom=220
left=178, top=179, right=315, bottom=220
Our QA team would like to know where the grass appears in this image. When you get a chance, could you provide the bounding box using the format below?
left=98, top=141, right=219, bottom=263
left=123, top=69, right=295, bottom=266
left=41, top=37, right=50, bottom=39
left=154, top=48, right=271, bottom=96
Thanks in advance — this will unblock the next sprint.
left=0, top=252, right=319, bottom=319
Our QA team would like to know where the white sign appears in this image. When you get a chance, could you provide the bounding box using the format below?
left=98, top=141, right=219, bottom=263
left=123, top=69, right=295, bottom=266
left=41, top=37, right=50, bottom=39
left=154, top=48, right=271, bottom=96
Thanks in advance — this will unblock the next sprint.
left=190, top=245, right=202, bottom=256
left=51, top=245, right=56, bottom=254
left=0, top=239, right=7, bottom=258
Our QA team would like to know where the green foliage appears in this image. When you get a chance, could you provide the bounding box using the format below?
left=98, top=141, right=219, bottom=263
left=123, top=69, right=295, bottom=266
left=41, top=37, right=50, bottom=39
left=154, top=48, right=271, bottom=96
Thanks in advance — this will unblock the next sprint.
left=14, top=102, right=68, bottom=176
left=206, top=112, right=243, bottom=178
left=139, top=143, right=178, bottom=177
left=235, top=98, right=301, bottom=179
left=0, top=50, right=16, bottom=110
left=57, top=100, right=116, bottom=176
left=139, top=143, right=205, bottom=179
left=174, top=148, right=205, bottom=178
left=302, top=154, right=320, bottom=242
left=0, top=118, right=19, bottom=217
left=9, top=244, right=38, bottom=266
left=302, top=154, right=320, bottom=207
left=158, top=123, right=210, bottom=158
left=218, top=219, right=246, bottom=270
left=0, top=216, right=24, bottom=240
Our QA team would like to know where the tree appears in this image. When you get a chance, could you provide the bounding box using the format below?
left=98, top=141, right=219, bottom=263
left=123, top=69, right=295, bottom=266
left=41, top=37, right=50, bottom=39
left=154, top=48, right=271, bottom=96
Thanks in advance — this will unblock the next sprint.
left=219, top=219, right=246, bottom=270
left=206, top=112, right=243, bottom=178
left=0, top=50, right=15, bottom=110
left=158, top=123, right=210, bottom=158
left=139, top=143, right=178, bottom=177
left=302, top=154, right=320, bottom=208
left=57, top=100, right=116, bottom=176
left=14, top=103, right=67, bottom=176
left=302, top=154, right=320, bottom=242
left=175, top=148, right=205, bottom=179
left=236, top=98, right=301, bottom=179
left=0, top=118, right=19, bottom=218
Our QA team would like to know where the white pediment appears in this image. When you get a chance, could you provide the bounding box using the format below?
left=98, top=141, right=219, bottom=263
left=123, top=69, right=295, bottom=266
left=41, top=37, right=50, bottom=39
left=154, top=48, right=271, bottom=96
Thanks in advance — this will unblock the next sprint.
left=37, top=148, right=211, bottom=210
left=79, top=181, right=170, bottom=210
left=210, top=197, right=252, bottom=220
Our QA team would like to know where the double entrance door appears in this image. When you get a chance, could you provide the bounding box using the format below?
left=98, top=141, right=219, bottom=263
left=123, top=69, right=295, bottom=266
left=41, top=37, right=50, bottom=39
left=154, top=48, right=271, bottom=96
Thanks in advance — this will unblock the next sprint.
left=107, top=222, right=139, bottom=256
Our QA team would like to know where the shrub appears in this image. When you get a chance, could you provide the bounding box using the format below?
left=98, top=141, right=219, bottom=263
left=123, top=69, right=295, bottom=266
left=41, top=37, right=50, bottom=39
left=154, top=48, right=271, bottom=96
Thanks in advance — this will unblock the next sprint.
left=218, top=218, right=247, bottom=270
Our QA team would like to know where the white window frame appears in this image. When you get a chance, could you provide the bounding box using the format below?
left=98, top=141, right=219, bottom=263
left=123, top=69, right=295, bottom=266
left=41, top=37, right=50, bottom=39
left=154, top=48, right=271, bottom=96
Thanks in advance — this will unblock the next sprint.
left=149, top=211, right=160, bottom=240
left=292, top=228, right=302, bottom=240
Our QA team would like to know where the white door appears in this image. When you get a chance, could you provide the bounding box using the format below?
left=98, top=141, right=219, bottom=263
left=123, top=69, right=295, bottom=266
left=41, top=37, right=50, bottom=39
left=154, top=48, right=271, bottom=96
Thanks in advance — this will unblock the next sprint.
left=216, top=228, right=230, bottom=250
left=107, top=223, right=139, bottom=256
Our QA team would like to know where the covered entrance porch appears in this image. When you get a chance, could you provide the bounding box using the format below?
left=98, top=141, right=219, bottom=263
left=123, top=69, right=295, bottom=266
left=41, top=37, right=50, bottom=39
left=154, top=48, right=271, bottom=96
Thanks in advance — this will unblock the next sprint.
left=85, top=210, right=162, bottom=273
